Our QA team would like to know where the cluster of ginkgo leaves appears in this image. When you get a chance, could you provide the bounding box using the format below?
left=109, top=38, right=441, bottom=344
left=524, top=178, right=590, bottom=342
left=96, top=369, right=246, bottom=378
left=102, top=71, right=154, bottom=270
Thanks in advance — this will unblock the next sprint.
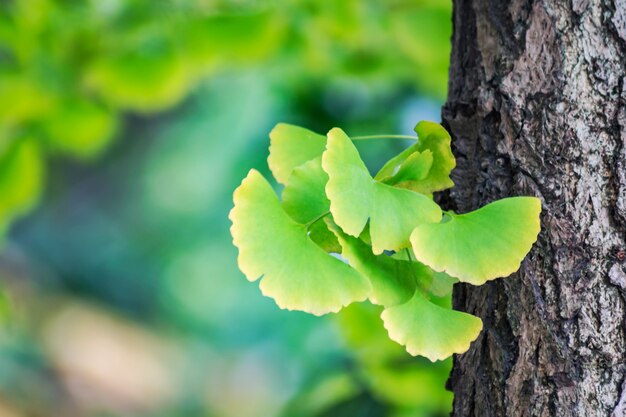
left=230, top=122, right=541, bottom=361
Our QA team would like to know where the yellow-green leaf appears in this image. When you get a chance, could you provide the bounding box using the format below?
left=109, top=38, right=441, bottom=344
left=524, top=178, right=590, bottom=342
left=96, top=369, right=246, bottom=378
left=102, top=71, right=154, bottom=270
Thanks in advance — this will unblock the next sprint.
left=268, top=123, right=327, bottom=185
left=375, top=121, right=455, bottom=194
left=411, top=197, right=542, bottom=285
left=230, top=169, right=370, bottom=315
left=322, top=127, right=441, bottom=254
left=329, top=222, right=418, bottom=307
left=282, top=157, right=329, bottom=224
left=381, top=291, right=482, bottom=361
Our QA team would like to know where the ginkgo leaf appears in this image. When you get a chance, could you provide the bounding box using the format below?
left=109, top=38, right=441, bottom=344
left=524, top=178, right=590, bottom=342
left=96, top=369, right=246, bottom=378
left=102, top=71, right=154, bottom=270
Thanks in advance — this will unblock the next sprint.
left=268, top=123, right=326, bottom=184
left=411, top=197, right=541, bottom=285
left=230, top=169, right=370, bottom=315
left=383, top=149, right=433, bottom=186
left=376, top=149, right=432, bottom=183
left=322, top=127, right=442, bottom=254
left=428, top=272, right=458, bottom=297
left=391, top=250, right=457, bottom=297
left=308, top=220, right=341, bottom=253
left=374, top=121, right=455, bottom=194
left=281, top=157, right=338, bottom=252
left=328, top=222, right=418, bottom=307
left=282, top=157, right=329, bottom=224
left=381, top=290, right=482, bottom=361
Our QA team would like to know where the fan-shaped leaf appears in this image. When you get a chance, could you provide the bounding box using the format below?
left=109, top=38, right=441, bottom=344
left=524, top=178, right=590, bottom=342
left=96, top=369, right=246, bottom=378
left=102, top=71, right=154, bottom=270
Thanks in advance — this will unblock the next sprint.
left=268, top=123, right=326, bottom=184
left=410, top=197, right=541, bottom=285
left=375, top=121, right=455, bottom=194
left=322, top=127, right=441, bottom=254
left=230, top=169, right=370, bottom=315
left=381, top=291, right=482, bottom=361
left=376, top=148, right=432, bottom=183
left=328, top=222, right=418, bottom=307
left=281, top=157, right=338, bottom=252
left=282, top=157, right=329, bottom=224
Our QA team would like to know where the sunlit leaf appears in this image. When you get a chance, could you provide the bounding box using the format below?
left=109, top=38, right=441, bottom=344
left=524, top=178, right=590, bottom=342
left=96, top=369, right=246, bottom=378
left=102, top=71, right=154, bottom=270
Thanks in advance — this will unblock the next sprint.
left=322, top=127, right=441, bottom=254
left=381, top=149, right=433, bottom=186
left=381, top=290, right=482, bottom=362
left=374, top=121, right=455, bottom=195
left=411, top=197, right=542, bottom=285
left=328, top=222, right=417, bottom=307
left=230, top=169, right=370, bottom=315
left=428, top=272, right=458, bottom=297
left=282, top=157, right=329, bottom=224
left=282, top=157, right=339, bottom=252
left=268, top=123, right=326, bottom=185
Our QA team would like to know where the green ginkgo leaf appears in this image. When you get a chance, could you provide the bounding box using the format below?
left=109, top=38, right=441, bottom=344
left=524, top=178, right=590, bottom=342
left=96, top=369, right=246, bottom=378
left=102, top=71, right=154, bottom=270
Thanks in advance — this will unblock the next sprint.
left=328, top=222, right=418, bottom=307
left=375, top=121, right=455, bottom=194
left=381, top=290, right=482, bottom=361
left=282, top=157, right=329, bottom=224
left=376, top=149, right=432, bottom=183
left=322, top=127, right=442, bottom=254
left=411, top=197, right=542, bottom=285
left=268, top=123, right=327, bottom=185
left=230, top=169, right=370, bottom=315
left=428, top=272, right=458, bottom=297
left=383, top=149, right=433, bottom=187
left=282, top=157, right=339, bottom=252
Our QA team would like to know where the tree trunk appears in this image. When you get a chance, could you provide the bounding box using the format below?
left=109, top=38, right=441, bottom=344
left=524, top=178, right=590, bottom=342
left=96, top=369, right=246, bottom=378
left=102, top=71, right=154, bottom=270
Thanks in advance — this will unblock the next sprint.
left=442, top=1, right=626, bottom=416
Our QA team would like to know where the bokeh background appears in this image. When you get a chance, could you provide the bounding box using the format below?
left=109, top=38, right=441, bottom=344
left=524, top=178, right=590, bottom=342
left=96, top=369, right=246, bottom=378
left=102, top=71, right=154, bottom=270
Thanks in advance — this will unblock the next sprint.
left=0, top=1, right=454, bottom=416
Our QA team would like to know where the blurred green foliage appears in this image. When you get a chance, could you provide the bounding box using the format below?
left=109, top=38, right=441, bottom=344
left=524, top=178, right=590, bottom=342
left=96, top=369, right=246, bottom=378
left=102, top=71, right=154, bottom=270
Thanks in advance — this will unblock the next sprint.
left=0, top=0, right=452, bottom=236
left=0, top=0, right=454, bottom=416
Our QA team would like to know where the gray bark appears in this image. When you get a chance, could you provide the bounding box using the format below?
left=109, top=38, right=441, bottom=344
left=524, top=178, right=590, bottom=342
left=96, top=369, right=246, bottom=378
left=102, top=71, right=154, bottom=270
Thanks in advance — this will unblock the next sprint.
left=442, top=1, right=626, bottom=416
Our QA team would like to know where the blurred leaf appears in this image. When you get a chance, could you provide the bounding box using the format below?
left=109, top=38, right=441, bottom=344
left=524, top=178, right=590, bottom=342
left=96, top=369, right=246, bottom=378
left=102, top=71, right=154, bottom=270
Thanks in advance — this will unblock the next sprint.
left=0, top=137, right=44, bottom=234
left=390, top=4, right=452, bottom=98
left=41, top=98, right=119, bottom=160
left=181, top=12, right=285, bottom=73
left=86, top=33, right=190, bottom=112
left=282, top=373, right=360, bottom=417
left=0, top=71, right=55, bottom=127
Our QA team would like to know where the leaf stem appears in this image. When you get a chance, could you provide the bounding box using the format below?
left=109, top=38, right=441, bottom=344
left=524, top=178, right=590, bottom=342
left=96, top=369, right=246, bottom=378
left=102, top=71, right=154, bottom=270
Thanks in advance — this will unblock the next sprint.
left=305, top=211, right=331, bottom=230
left=404, top=248, right=414, bottom=262
left=350, top=134, right=416, bottom=141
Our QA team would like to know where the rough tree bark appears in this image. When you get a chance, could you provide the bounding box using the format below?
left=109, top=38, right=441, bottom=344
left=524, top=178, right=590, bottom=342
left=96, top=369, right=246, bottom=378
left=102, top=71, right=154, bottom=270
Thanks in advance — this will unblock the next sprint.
left=442, top=1, right=626, bottom=416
